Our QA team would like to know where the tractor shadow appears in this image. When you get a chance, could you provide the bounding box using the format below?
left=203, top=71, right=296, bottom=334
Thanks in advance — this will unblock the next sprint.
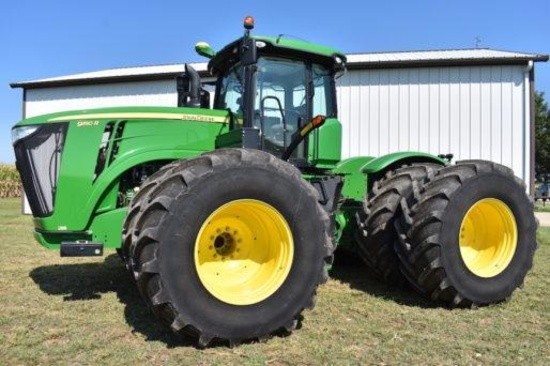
left=28, top=254, right=189, bottom=348
left=330, top=249, right=439, bottom=309
left=28, top=250, right=439, bottom=348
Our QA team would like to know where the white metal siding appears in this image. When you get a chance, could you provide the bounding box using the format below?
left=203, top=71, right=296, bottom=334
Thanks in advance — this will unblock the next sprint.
left=25, top=80, right=178, bottom=117
left=336, top=65, right=529, bottom=182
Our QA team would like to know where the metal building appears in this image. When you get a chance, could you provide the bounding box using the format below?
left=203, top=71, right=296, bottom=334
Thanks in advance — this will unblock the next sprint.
left=12, top=48, right=548, bottom=193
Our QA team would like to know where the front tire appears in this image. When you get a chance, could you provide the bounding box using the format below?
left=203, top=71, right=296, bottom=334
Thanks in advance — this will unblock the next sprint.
left=395, top=160, right=537, bottom=307
left=123, top=149, right=332, bottom=347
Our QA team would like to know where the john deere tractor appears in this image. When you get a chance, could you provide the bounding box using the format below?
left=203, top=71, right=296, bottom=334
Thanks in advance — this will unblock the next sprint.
left=11, top=17, right=537, bottom=347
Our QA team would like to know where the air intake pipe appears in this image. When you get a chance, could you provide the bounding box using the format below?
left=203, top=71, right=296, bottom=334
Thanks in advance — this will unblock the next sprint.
left=177, top=64, right=202, bottom=108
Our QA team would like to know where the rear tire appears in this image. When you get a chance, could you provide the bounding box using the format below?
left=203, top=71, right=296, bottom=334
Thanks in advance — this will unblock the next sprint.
left=356, top=164, right=441, bottom=285
left=123, top=149, right=333, bottom=347
left=395, top=160, right=537, bottom=307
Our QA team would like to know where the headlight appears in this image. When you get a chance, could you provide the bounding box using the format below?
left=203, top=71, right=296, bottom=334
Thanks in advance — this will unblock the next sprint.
left=12, top=125, right=39, bottom=145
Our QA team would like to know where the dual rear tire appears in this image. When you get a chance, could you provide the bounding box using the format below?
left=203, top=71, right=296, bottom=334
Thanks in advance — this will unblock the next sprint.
left=355, top=164, right=440, bottom=285
left=357, top=160, right=537, bottom=307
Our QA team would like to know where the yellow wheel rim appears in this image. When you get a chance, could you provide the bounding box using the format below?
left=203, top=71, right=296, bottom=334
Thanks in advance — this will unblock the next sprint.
left=194, top=199, right=294, bottom=305
left=459, top=198, right=517, bottom=278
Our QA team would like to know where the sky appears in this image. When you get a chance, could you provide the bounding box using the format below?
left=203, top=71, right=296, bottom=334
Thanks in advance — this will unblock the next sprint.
left=1, top=0, right=549, bottom=163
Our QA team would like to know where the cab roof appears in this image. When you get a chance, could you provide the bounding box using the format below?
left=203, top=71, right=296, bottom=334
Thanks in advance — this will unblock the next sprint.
left=208, top=35, right=347, bottom=74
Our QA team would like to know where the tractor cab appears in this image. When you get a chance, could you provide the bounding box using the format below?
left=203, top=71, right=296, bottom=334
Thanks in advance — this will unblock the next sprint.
left=186, top=17, right=346, bottom=165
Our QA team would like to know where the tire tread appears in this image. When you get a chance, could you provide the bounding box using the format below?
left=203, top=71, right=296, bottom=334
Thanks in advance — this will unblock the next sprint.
left=122, top=148, right=333, bottom=347
left=395, top=160, right=537, bottom=307
left=356, top=164, right=441, bottom=285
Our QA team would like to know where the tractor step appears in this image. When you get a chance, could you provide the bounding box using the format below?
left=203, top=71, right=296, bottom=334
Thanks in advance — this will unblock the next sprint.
left=60, top=242, right=104, bottom=257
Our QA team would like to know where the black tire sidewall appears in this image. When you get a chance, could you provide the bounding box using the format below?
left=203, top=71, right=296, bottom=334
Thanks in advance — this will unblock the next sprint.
left=156, top=165, right=325, bottom=339
left=439, top=173, right=536, bottom=303
left=360, top=165, right=441, bottom=283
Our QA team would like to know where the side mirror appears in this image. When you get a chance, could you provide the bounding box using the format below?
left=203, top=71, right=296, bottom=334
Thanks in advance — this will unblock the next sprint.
left=195, top=42, right=216, bottom=59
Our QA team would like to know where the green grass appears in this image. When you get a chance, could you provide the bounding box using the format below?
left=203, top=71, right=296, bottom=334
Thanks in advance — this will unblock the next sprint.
left=1, top=197, right=549, bottom=365
left=534, top=200, right=550, bottom=212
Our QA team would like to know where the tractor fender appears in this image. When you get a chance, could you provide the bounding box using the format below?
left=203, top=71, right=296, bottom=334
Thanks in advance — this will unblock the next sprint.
left=360, top=151, right=446, bottom=174
left=332, top=153, right=446, bottom=202
left=332, top=156, right=375, bottom=202
left=86, top=149, right=197, bottom=216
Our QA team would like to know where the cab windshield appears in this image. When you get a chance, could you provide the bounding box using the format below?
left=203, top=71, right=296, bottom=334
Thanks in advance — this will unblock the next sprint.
left=216, top=63, right=245, bottom=116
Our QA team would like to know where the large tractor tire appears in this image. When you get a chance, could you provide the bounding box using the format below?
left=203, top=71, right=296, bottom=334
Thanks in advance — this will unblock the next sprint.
left=121, top=161, right=179, bottom=265
left=356, top=164, right=441, bottom=285
left=395, top=160, right=537, bottom=307
left=122, top=149, right=333, bottom=347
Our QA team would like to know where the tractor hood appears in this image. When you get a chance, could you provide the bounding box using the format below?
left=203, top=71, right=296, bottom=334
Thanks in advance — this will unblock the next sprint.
left=12, top=106, right=230, bottom=128
left=12, top=105, right=230, bottom=245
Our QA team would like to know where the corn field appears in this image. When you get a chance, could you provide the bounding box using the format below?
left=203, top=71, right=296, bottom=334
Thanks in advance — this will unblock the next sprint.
left=0, top=165, right=21, bottom=198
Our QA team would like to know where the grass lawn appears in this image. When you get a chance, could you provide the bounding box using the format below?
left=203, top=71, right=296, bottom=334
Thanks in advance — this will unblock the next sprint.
left=0, top=198, right=548, bottom=365
left=534, top=200, right=550, bottom=212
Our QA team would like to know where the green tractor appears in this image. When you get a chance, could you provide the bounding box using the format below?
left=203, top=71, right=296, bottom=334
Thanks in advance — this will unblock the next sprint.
left=11, top=17, right=537, bottom=347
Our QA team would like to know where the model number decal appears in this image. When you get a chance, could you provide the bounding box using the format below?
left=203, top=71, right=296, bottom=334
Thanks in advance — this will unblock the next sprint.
left=50, top=113, right=229, bottom=123
left=76, top=120, right=100, bottom=127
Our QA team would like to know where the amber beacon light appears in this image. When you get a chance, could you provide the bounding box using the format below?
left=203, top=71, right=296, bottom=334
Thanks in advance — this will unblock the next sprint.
left=244, top=16, right=255, bottom=30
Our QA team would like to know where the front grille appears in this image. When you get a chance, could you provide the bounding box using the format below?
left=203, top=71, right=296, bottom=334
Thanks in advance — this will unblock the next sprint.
left=13, top=123, right=68, bottom=217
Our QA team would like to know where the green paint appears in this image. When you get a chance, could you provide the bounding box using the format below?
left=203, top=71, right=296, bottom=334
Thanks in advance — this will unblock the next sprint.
left=333, top=157, right=374, bottom=201
left=332, top=152, right=446, bottom=249
left=253, top=35, right=346, bottom=61
left=195, top=42, right=216, bottom=59
left=332, top=152, right=445, bottom=203
left=17, top=106, right=230, bottom=248
left=334, top=212, right=348, bottom=243
left=309, top=118, right=342, bottom=168
left=33, top=230, right=92, bottom=249
left=90, top=208, right=128, bottom=248
left=211, top=35, right=346, bottom=67
left=15, top=106, right=230, bottom=127
left=361, top=151, right=446, bottom=174
left=336, top=204, right=362, bottom=249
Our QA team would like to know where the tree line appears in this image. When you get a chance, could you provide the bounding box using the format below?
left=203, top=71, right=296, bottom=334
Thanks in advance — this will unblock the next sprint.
left=536, top=91, right=550, bottom=181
